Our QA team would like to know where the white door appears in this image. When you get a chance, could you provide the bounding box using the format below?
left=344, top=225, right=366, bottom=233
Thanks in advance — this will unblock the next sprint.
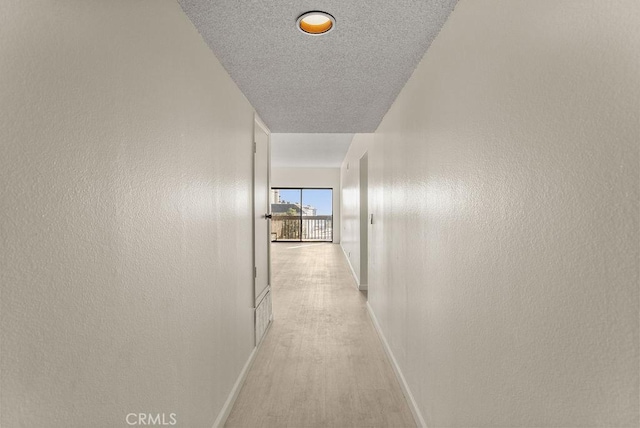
left=254, top=116, right=271, bottom=344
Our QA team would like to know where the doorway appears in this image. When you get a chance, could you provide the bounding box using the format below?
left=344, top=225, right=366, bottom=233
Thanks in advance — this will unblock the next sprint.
left=270, top=188, right=333, bottom=242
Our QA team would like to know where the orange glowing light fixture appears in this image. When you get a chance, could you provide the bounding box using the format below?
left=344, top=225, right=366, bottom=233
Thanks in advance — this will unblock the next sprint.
left=297, top=11, right=335, bottom=35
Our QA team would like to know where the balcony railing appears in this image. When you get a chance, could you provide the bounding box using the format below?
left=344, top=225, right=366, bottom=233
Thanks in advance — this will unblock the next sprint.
left=271, top=215, right=333, bottom=242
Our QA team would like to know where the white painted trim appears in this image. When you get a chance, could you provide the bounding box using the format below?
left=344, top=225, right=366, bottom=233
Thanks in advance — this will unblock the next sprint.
left=366, top=302, right=426, bottom=428
left=254, top=113, right=270, bottom=136
left=211, top=347, right=256, bottom=428
left=212, top=319, right=273, bottom=428
left=340, top=243, right=360, bottom=289
left=358, top=284, right=368, bottom=291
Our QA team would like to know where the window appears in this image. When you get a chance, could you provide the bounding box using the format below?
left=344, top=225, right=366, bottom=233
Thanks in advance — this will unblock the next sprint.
left=270, top=188, right=333, bottom=242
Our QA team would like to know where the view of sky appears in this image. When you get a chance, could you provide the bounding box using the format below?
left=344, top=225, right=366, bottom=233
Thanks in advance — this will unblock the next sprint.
left=274, top=189, right=333, bottom=216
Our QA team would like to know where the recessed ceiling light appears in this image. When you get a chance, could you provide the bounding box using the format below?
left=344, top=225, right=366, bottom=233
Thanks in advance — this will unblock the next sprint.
left=297, top=11, right=335, bottom=35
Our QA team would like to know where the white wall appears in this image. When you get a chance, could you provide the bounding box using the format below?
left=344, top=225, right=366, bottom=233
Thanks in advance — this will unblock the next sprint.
left=0, top=1, right=256, bottom=426
left=271, top=167, right=341, bottom=243
left=343, top=0, right=640, bottom=426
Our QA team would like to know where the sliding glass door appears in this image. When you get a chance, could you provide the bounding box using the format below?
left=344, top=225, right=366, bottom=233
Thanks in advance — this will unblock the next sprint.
left=270, top=188, right=333, bottom=242
left=301, top=189, right=333, bottom=241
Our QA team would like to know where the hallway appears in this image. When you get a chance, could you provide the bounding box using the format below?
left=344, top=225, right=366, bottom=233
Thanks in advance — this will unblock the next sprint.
left=2, top=1, right=638, bottom=426
left=226, top=243, right=415, bottom=428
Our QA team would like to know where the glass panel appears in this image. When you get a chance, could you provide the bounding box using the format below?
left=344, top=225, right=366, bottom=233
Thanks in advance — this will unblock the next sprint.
left=301, top=189, right=333, bottom=242
left=270, top=189, right=301, bottom=241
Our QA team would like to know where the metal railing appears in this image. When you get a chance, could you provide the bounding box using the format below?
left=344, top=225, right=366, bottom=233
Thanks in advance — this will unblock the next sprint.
left=271, top=215, right=333, bottom=241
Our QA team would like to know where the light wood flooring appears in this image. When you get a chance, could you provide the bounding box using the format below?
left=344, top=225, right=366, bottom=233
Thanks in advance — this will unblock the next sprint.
left=225, top=243, right=416, bottom=428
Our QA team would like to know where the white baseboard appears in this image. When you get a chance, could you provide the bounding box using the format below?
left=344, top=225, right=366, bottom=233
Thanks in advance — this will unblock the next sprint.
left=340, top=244, right=361, bottom=289
left=212, top=320, right=273, bottom=428
left=366, top=302, right=426, bottom=428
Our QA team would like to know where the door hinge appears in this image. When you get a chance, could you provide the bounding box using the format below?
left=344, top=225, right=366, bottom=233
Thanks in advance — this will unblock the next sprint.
left=254, top=266, right=257, bottom=278
left=253, top=141, right=257, bottom=153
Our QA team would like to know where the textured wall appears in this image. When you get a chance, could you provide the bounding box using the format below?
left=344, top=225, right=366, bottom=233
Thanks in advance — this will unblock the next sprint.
left=346, top=0, right=640, bottom=425
left=0, top=1, right=255, bottom=426
left=271, top=167, right=341, bottom=243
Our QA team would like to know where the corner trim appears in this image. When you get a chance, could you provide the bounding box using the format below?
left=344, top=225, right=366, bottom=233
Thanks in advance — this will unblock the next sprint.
left=358, top=284, right=368, bottom=291
left=212, top=320, right=273, bottom=428
left=254, top=113, right=270, bottom=136
left=366, top=302, right=426, bottom=428
left=340, top=244, right=360, bottom=289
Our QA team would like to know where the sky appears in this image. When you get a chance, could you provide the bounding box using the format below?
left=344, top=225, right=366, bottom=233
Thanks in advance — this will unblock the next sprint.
left=274, top=189, right=333, bottom=216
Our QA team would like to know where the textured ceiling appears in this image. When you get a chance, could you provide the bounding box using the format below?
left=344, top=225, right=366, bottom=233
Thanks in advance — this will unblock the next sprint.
left=178, top=0, right=458, bottom=133
left=271, top=134, right=353, bottom=168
